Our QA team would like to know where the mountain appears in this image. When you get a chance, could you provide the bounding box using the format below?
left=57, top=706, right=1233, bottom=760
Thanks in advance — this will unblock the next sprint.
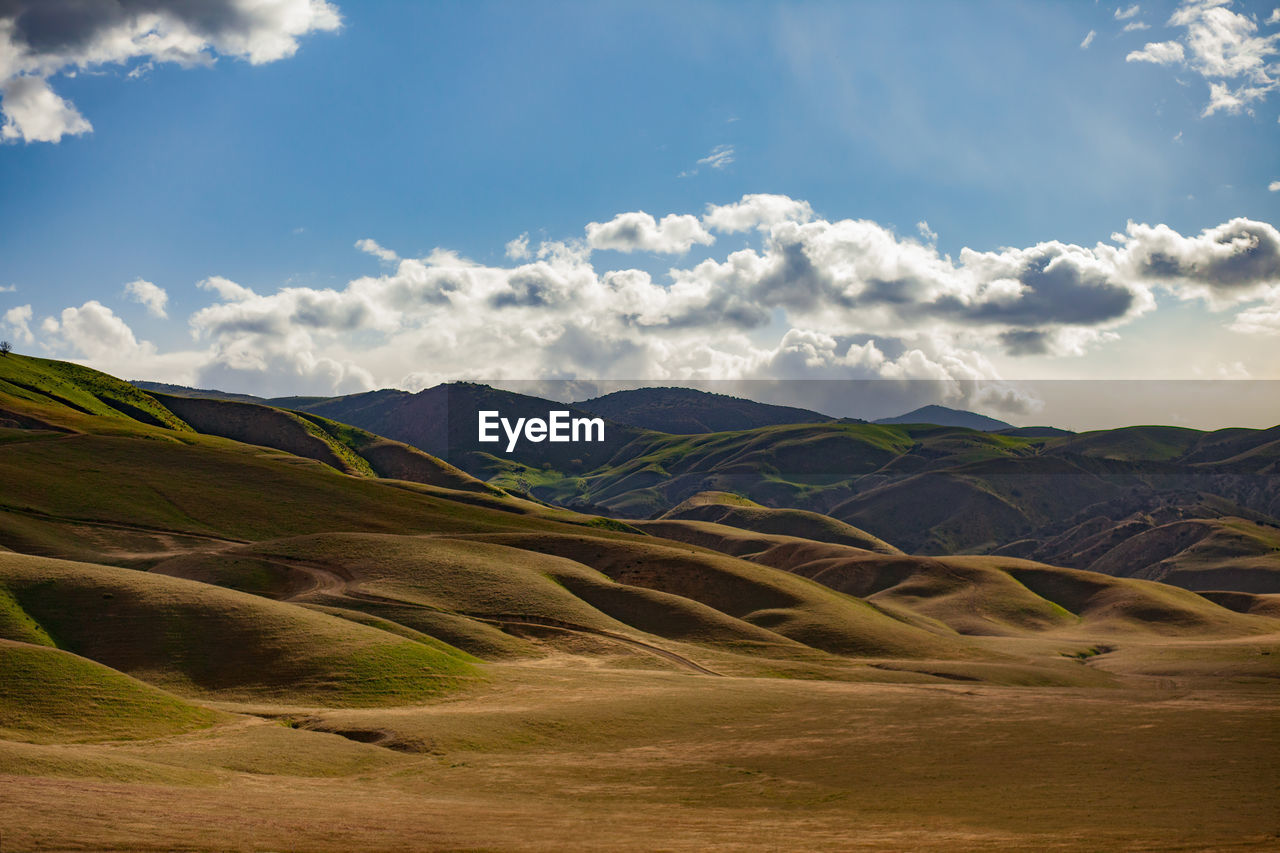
left=875, top=404, right=1014, bottom=431
left=573, top=386, right=837, bottom=433
left=280, top=382, right=648, bottom=478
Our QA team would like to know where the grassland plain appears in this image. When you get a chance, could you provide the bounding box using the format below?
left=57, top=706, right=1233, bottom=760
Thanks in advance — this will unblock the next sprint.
left=0, top=354, right=1278, bottom=850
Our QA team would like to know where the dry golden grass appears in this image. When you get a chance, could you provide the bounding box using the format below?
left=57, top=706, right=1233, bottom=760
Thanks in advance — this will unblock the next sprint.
left=1, top=658, right=1277, bottom=851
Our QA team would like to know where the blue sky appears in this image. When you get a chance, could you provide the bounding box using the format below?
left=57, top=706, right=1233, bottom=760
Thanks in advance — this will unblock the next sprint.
left=1, top=0, right=1278, bottom=422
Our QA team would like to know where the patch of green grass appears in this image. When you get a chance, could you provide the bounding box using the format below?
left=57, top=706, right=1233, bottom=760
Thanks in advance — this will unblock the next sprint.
left=0, top=640, right=222, bottom=743
left=0, top=354, right=189, bottom=432
left=0, top=585, right=55, bottom=646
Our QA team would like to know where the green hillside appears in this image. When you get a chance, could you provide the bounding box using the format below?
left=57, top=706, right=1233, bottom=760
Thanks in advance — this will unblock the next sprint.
left=0, top=553, right=478, bottom=706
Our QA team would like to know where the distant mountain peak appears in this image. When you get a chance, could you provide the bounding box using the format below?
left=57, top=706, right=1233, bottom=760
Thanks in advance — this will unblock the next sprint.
left=873, top=404, right=1013, bottom=432
left=573, top=386, right=838, bottom=434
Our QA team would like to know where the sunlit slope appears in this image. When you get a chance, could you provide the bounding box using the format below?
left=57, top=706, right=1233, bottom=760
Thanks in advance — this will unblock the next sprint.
left=651, top=518, right=1279, bottom=639
left=0, top=553, right=477, bottom=706
left=0, top=429, right=595, bottom=561
left=659, top=491, right=901, bottom=553
left=155, top=533, right=813, bottom=662
left=0, top=353, right=189, bottom=433
left=461, top=532, right=973, bottom=658
left=1044, top=425, right=1206, bottom=462
left=0, top=639, right=223, bottom=743
left=1087, top=517, right=1280, bottom=592
left=0, top=368, right=653, bottom=567
left=154, top=392, right=377, bottom=476
left=155, top=392, right=493, bottom=493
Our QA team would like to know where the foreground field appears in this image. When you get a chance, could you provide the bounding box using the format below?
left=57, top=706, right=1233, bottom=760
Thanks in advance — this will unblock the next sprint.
left=1, top=657, right=1278, bottom=852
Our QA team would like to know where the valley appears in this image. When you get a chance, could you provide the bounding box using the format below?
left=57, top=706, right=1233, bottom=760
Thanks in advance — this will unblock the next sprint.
left=2, top=354, right=1278, bottom=851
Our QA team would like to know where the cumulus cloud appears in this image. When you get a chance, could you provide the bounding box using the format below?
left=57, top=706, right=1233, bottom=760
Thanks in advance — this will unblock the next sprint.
left=1114, top=218, right=1280, bottom=305
left=42, top=300, right=156, bottom=362
left=0, top=0, right=341, bottom=143
left=1081, top=29, right=1097, bottom=49
left=1270, top=180, right=1280, bottom=191
left=505, top=233, right=531, bottom=260
left=1116, top=5, right=1141, bottom=21
left=1127, top=41, right=1186, bottom=65
left=1126, top=0, right=1280, bottom=116
left=703, top=194, right=815, bottom=233
left=1123, top=21, right=1150, bottom=33
left=28, top=195, right=1280, bottom=394
left=0, top=75, right=90, bottom=142
left=586, top=212, right=714, bottom=254
left=123, top=278, right=168, bottom=318
left=3, top=304, right=33, bottom=344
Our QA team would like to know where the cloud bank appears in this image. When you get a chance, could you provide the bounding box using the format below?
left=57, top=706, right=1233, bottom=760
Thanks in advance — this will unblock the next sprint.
left=0, top=0, right=341, bottom=143
left=22, top=195, right=1279, bottom=404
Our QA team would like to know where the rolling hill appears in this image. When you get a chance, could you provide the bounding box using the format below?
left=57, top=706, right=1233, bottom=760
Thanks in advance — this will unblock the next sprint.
left=2, top=353, right=1279, bottom=852
left=128, top=367, right=1280, bottom=593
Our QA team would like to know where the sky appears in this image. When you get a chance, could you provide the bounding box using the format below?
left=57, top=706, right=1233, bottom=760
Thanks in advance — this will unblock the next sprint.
left=1, top=0, right=1278, bottom=426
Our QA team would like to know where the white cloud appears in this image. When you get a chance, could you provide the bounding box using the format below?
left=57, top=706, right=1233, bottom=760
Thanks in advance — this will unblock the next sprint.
left=1231, top=310, right=1280, bottom=336
left=1123, top=21, right=1150, bottom=32
left=43, top=300, right=156, bottom=363
left=123, top=278, right=168, bottom=318
left=1124, top=0, right=1280, bottom=116
left=703, top=194, right=815, bottom=233
left=505, top=233, right=531, bottom=260
left=355, top=238, right=398, bottom=262
left=586, top=212, right=714, bottom=254
left=0, top=0, right=341, bottom=144
left=3, top=304, right=34, bottom=344
left=698, top=144, right=735, bottom=170
left=0, top=75, right=91, bottom=143
left=682, top=144, right=736, bottom=175
left=0, top=284, right=15, bottom=293
left=34, top=196, right=1280, bottom=393
left=1270, top=181, right=1280, bottom=191
left=1127, top=41, right=1186, bottom=65
left=1115, top=4, right=1141, bottom=21
left=1081, top=29, right=1097, bottom=49
left=1268, top=9, right=1280, bottom=25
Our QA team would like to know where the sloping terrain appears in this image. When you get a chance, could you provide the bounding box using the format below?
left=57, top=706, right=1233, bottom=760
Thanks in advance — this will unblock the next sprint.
left=1, top=355, right=1278, bottom=852
left=0, top=553, right=477, bottom=706
left=657, top=491, right=901, bottom=553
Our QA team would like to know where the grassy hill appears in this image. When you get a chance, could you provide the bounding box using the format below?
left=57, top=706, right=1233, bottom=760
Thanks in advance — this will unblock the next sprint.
left=0, top=639, right=224, bottom=743
left=0, top=553, right=478, bottom=706
left=2, top=355, right=1279, bottom=851
left=657, top=491, right=901, bottom=553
